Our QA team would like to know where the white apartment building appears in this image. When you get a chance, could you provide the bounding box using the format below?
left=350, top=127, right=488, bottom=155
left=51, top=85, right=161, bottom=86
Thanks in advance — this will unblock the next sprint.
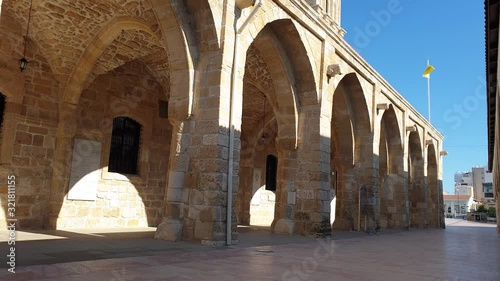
left=444, top=195, right=474, bottom=217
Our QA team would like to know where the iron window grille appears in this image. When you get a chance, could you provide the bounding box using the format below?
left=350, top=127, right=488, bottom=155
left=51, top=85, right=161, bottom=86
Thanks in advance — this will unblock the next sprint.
left=0, top=93, right=5, bottom=129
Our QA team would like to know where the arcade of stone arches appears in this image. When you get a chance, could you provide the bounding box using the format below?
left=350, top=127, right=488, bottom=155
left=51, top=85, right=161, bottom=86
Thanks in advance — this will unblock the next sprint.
left=0, top=0, right=443, bottom=244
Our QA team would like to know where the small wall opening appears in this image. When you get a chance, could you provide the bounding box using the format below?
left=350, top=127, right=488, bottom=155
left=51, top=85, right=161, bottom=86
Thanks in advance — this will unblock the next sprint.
left=0, top=93, right=5, bottom=129
left=109, top=117, right=141, bottom=175
left=265, top=155, right=277, bottom=192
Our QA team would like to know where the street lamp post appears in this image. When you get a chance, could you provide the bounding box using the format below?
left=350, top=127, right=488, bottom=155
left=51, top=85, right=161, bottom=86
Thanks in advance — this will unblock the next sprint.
left=456, top=188, right=460, bottom=217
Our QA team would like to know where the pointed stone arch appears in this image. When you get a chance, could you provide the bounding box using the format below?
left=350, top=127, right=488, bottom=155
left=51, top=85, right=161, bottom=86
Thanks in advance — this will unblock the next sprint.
left=180, top=0, right=220, bottom=51
left=333, top=73, right=373, bottom=161
left=408, top=130, right=426, bottom=228
left=238, top=12, right=319, bottom=105
left=61, top=3, right=196, bottom=120
left=237, top=25, right=299, bottom=235
left=331, top=73, right=372, bottom=231
left=244, top=33, right=297, bottom=144
left=235, top=13, right=319, bottom=235
left=48, top=2, right=195, bottom=229
left=62, top=16, right=160, bottom=105
left=379, top=105, right=405, bottom=229
left=380, top=106, right=403, bottom=174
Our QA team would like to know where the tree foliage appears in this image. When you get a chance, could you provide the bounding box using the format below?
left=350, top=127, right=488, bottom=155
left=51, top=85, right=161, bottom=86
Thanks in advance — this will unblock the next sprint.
left=487, top=207, right=496, bottom=217
left=477, top=204, right=487, bottom=212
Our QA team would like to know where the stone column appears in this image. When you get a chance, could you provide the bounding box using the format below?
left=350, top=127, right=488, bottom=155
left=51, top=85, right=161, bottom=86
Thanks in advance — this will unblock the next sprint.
left=402, top=121, right=410, bottom=229
left=355, top=137, right=378, bottom=233
left=333, top=157, right=356, bottom=230
left=155, top=47, right=235, bottom=245
left=426, top=140, right=444, bottom=229
left=294, top=105, right=332, bottom=236
left=409, top=156, right=427, bottom=228
left=155, top=119, right=191, bottom=241
left=47, top=103, right=78, bottom=228
left=387, top=164, right=408, bottom=229
left=438, top=176, right=445, bottom=229
left=236, top=164, right=253, bottom=225
left=271, top=138, right=298, bottom=235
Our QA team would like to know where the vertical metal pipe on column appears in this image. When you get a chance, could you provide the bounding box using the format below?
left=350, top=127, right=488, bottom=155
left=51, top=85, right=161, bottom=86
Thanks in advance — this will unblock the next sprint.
left=227, top=0, right=264, bottom=246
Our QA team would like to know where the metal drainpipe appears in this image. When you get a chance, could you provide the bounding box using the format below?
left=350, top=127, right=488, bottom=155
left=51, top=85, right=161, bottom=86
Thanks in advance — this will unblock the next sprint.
left=227, top=0, right=264, bottom=246
left=358, top=185, right=361, bottom=232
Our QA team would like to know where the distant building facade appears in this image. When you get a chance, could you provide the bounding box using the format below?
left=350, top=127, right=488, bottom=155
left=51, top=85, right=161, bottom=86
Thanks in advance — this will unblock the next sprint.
left=454, top=167, right=492, bottom=203
left=444, top=195, right=473, bottom=217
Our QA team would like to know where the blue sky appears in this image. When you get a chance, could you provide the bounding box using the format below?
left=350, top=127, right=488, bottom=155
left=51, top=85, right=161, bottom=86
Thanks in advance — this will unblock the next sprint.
left=341, top=0, right=487, bottom=194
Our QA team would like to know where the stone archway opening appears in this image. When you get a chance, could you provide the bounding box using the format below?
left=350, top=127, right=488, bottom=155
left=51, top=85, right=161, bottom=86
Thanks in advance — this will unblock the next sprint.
left=247, top=145, right=278, bottom=227
left=0, top=0, right=198, bottom=241
left=235, top=18, right=306, bottom=236
left=378, top=106, right=405, bottom=229
left=47, top=14, right=176, bottom=229
left=331, top=83, right=355, bottom=230
left=331, top=73, right=371, bottom=232
left=408, top=130, right=426, bottom=228
left=54, top=60, right=173, bottom=229
left=237, top=81, right=279, bottom=229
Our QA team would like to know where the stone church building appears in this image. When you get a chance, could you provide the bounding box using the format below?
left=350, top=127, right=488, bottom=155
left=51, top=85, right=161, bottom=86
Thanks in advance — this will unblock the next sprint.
left=0, top=0, right=444, bottom=245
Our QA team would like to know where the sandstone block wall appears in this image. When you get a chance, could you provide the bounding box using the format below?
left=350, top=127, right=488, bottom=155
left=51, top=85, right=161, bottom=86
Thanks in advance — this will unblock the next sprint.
left=0, top=0, right=445, bottom=245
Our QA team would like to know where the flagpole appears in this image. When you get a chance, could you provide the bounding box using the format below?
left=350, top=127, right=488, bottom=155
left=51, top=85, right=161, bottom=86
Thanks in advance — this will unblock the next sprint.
left=427, top=59, right=431, bottom=122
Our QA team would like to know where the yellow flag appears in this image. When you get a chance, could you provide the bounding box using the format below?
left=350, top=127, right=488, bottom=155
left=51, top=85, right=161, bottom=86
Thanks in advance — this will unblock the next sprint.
left=422, top=65, right=435, bottom=78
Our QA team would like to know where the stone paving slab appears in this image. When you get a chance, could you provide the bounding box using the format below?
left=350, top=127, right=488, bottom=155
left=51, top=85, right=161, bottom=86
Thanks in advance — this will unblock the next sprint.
left=0, top=220, right=498, bottom=280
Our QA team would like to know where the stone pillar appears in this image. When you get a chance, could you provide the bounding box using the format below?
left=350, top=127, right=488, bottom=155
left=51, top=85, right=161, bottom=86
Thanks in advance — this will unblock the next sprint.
left=236, top=165, right=252, bottom=225
left=271, top=138, right=298, bottom=235
left=438, top=176, right=445, bottom=229
left=409, top=157, right=427, bottom=228
left=371, top=85, right=382, bottom=231
left=391, top=170, right=409, bottom=229
left=424, top=139, right=441, bottom=228
left=294, top=105, right=331, bottom=236
left=355, top=139, right=378, bottom=233
left=155, top=43, right=235, bottom=245
left=155, top=119, right=191, bottom=241
left=400, top=130, right=411, bottom=230
left=47, top=103, right=78, bottom=228
left=332, top=159, right=355, bottom=230
left=437, top=140, right=445, bottom=229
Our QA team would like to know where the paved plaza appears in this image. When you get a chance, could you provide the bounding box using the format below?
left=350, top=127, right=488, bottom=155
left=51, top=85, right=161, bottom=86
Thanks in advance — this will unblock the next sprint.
left=0, top=219, right=498, bottom=281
